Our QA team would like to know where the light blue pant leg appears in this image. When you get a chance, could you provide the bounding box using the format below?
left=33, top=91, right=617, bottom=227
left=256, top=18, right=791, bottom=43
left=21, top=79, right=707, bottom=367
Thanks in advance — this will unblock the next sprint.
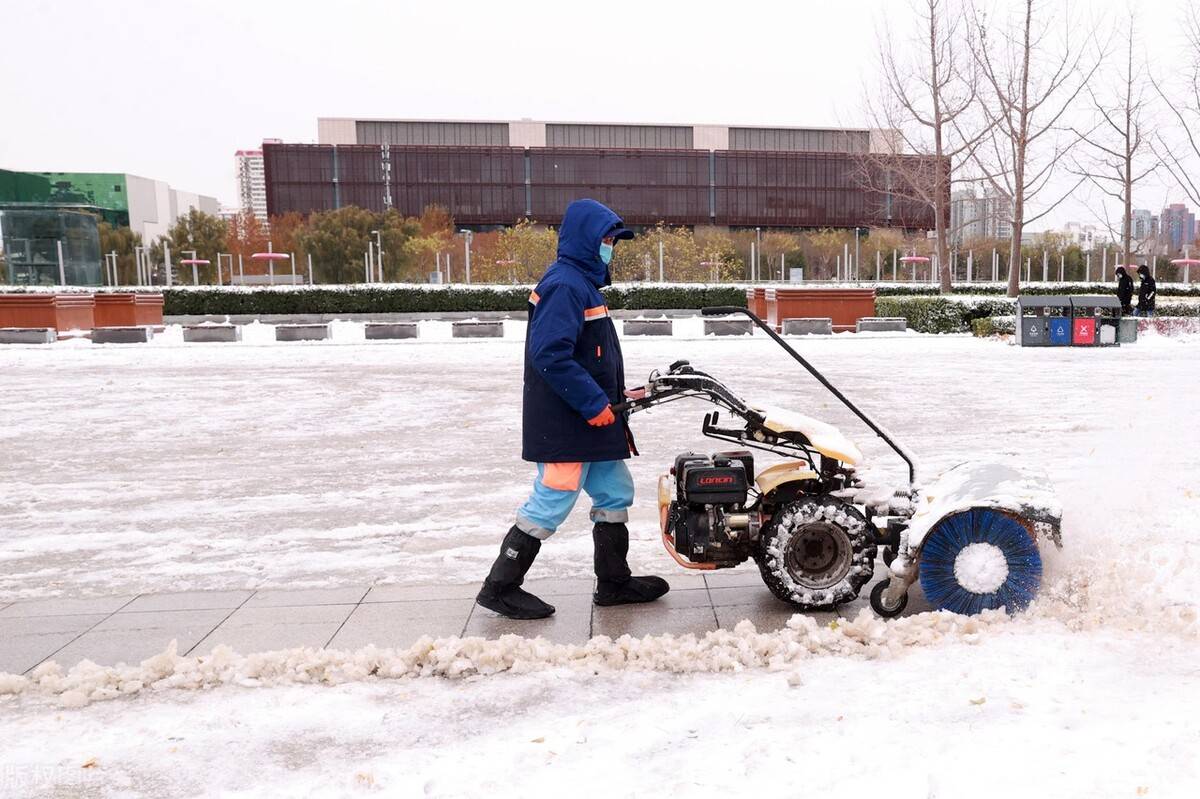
left=515, top=463, right=590, bottom=540
left=584, top=460, right=635, bottom=523
left=515, top=461, right=635, bottom=538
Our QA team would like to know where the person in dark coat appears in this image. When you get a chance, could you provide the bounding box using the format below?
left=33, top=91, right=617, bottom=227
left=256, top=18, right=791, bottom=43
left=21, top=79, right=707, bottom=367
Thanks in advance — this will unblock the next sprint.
left=1135, top=265, right=1156, bottom=316
left=1115, top=266, right=1134, bottom=315
left=476, top=199, right=669, bottom=620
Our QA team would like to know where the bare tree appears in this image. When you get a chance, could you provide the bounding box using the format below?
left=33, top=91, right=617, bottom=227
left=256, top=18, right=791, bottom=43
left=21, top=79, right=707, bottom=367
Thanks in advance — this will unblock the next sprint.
left=1153, top=4, right=1200, bottom=209
left=969, top=0, right=1105, bottom=296
left=1070, top=11, right=1159, bottom=269
left=865, top=0, right=991, bottom=291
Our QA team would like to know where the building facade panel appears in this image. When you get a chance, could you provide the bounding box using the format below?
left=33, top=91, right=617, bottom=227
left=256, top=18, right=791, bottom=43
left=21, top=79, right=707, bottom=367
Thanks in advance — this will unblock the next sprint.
left=728, top=127, right=870, bottom=153
left=355, top=120, right=510, bottom=147
left=264, top=142, right=942, bottom=231
left=544, top=124, right=693, bottom=150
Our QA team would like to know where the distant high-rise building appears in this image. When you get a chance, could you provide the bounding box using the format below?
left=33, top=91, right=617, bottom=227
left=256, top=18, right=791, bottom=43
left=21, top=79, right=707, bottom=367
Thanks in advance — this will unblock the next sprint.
left=1063, top=222, right=1105, bottom=251
left=1131, top=209, right=1154, bottom=242
left=950, top=187, right=1012, bottom=245
left=235, top=143, right=274, bottom=221
left=1160, top=203, right=1196, bottom=252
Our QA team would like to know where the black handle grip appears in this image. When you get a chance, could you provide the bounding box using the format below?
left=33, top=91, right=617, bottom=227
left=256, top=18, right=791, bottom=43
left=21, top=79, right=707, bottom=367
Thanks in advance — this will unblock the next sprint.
left=701, top=305, right=744, bottom=316
left=611, top=401, right=630, bottom=414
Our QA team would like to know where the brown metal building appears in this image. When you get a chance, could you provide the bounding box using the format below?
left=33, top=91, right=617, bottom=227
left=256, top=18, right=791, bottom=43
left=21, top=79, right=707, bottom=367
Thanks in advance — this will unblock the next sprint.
left=263, top=119, right=944, bottom=231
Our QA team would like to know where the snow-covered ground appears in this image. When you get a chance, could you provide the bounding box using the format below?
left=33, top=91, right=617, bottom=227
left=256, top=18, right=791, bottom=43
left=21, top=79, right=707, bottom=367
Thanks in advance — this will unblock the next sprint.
left=2, top=322, right=1198, bottom=797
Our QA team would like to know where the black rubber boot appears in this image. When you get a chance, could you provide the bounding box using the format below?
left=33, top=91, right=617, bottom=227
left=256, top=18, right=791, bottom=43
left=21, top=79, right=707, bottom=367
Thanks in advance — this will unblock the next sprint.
left=476, top=526, right=555, bottom=619
left=592, top=521, right=670, bottom=606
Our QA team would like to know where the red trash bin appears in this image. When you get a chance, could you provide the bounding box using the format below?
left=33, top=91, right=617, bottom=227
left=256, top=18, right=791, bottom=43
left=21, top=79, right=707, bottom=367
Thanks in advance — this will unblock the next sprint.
left=1072, top=317, right=1096, bottom=346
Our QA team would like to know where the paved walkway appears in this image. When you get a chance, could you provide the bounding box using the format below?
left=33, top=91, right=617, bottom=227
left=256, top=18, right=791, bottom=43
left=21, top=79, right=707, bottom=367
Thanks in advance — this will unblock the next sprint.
left=0, top=571, right=932, bottom=676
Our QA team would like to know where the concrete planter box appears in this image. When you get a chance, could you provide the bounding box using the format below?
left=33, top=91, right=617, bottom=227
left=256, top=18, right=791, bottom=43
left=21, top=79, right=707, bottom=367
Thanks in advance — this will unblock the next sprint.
left=856, top=317, right=907, bottom=333
left=94, top=293, right=164, bottom=327
left=704, top=318, right=753, bottom=336
left=782, top=317, right=833, bottom=335
left=0, top=327, right=57, bottom=344
left=451, top=321, right=503, bottom=338
left=183, top=324, right=242, bottom=343
left=365, top=322, right=420, bottom=340
left=0, top=293, right=95, bottom=331
left=622, top=319, right=673, bottom=336
left=275, top=324, right=331, bottom=342
left=92, top=326, right=153, bottom=344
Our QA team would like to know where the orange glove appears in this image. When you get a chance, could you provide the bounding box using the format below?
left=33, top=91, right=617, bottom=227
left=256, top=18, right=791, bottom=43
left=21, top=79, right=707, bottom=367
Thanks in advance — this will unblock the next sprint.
left=587, top=405, right=616, bottom=427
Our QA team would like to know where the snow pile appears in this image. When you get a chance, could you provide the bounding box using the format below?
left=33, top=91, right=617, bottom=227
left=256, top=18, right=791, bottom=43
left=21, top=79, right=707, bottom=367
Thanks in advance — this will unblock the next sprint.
left=954, top=543, right=1010, bottom=593
left=2, top=600, right=1194, bottom=709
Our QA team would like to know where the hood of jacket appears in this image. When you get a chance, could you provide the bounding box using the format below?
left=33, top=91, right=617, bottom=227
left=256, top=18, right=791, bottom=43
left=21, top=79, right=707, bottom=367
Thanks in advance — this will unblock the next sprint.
left=556, top=199, right=625, bottom=287
left=1137, top=265, right=1151, bottom=279
left=1116, top=266, right=1129, bottom=279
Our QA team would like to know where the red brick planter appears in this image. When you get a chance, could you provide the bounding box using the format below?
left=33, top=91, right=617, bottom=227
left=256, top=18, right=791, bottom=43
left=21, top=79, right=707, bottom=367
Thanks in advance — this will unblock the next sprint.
left=94, top=293, right=165, bottom=327
left=764, top=288, right=877, bottom=332
left=746, top=287, right=768, bottom=321
left=0, top=293, right=96, bottom=331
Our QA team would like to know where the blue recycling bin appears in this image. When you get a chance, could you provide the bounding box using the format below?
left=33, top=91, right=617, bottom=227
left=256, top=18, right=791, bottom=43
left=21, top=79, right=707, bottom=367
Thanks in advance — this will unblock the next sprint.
left=1016, top=295, right=1074, bottom=347
left=1048, top=316, right=1072, bottom=345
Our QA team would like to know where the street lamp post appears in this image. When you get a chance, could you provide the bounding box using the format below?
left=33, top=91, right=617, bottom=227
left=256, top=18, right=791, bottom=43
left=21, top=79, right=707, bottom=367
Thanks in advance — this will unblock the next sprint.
left=370, top=229, right=383, bottom=282
left=755, top=227, right=761, bottom=282
left=459, top=229, right=473, bottom=284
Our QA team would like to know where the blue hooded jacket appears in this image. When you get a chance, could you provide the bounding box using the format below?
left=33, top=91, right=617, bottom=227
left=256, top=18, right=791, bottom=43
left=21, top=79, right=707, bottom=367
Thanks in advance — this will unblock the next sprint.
left=522, top=199, right=630, bottom=463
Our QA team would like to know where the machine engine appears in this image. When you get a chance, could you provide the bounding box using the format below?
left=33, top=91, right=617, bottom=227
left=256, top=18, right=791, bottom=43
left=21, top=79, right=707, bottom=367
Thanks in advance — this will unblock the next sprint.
left=664, top=451, right=762, bottom=567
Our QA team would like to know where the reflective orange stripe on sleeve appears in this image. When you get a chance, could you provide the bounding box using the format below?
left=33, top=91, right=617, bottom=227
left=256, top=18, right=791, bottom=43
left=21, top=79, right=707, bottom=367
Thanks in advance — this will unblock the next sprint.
left=584, top=305, right=608, bottom=321
left=529, top=290, right=540, bottom=305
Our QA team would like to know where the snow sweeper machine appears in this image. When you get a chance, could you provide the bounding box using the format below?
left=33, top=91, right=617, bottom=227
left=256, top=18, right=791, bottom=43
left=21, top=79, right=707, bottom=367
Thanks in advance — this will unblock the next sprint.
left=612, top=307, right=1063, bottom=618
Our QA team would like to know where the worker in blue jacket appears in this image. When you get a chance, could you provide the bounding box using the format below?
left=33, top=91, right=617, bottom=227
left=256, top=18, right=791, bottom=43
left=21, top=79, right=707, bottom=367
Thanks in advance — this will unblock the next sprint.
left=477, top=199, right=669, bottom=619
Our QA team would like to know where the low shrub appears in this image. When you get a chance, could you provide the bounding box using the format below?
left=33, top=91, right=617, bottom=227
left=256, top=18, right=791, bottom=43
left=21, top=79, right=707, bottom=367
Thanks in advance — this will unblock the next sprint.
left=160, top=285, right=748, bottom=316
left=971, top=316, right=1017, bottom=337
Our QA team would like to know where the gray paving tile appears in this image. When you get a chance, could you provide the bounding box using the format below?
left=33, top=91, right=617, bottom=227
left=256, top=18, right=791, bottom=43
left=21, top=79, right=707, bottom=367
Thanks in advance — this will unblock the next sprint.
left=659, top=572, right=709, bottom=591
left=0, top=595, right=135, bottom=618
left=190, top=604, right=355, bottom=655
left=0, top=614, right=107, bottom=675
left=244, top=587, right=369, bottom=608
left=329, top=602, right=471, bottom=650
left=703, top=568, right=764, bottom=589
left=49, top=609, right=231, bottom=669
left=513, top=578, right=595, bottom=597
left=465, top=594, right=592, bottom=645
left=708, top=585, right=779, bottom=607
left=363, top=583, right=482, bottom=602
left=121, top=590, right=253, bottom=613
left=633, top=587, right=712, bottom=610
left=712, top=589, right=839, bottom=632
left=592, top=605, right=719, bottom=640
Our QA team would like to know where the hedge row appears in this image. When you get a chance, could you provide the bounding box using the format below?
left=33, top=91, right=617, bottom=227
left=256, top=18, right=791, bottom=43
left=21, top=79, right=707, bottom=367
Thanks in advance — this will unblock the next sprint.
left=162, top=285, right=749, bottom=316
left=881, top=297, right=1200, bottom=334
left=874, top=297, right=1016, bottom=333
left=874, top=283, right=1200, bottom=297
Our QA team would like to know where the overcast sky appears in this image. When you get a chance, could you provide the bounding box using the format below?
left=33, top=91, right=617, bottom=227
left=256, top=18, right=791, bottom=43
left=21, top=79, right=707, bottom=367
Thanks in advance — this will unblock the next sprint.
left=1, top=0, right=1194, bottom=231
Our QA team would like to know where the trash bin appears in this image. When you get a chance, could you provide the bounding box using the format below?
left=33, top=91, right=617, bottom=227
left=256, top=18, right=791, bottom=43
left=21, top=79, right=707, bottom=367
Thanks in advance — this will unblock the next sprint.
left=1117, top=317, right=1138, bottom=344
left=1070, top=296, right=1121, bottom=347
left=1016, top=295, right=1073, bottom=347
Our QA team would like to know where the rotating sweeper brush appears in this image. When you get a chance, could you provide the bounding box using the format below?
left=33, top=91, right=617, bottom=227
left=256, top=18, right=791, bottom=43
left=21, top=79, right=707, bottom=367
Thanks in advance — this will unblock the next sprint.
left=613, top=307, right=1062, bottom=617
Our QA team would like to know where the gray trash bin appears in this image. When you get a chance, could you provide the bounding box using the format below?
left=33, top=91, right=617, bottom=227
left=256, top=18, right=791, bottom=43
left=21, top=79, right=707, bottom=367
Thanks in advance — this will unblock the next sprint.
left=1071, top=296, right=1122, bottom=347
left=1016, top=295, right=1072, bottom=347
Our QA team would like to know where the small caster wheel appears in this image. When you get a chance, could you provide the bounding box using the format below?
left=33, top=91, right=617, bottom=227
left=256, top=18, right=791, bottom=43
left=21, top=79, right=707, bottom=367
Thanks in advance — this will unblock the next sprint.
left=870, top=580, right=908, bottom=618
left=881, top=547, right=896, bottom=568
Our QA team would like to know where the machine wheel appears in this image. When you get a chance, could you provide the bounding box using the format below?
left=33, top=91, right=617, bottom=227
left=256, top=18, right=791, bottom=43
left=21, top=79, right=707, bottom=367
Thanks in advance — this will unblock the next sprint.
left=869, top=580, right=908, bottom=618
left=918, top=509, right=1043, bottom=615
left=754, top=496, right=875, bottom=609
